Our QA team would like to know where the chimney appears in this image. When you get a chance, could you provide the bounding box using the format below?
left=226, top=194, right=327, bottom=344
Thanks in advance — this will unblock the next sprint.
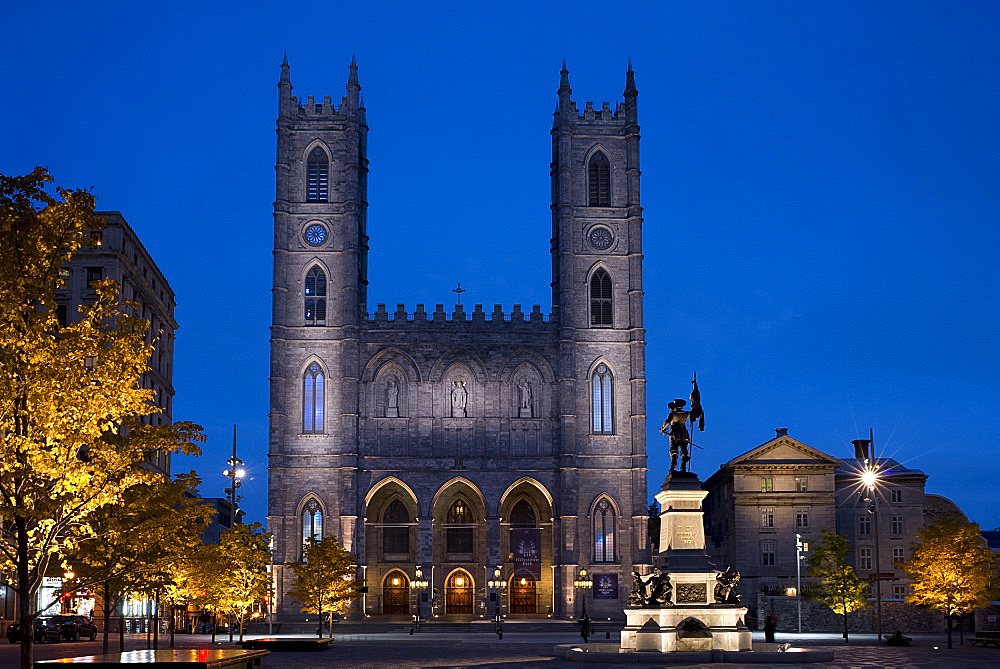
left=775, top=427, right=788, bottom=437
left=852, top=439, right=871, bottom=460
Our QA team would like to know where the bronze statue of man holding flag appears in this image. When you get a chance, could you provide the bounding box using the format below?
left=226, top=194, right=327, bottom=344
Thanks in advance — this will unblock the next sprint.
left=659, top=374, right=705, bottom=473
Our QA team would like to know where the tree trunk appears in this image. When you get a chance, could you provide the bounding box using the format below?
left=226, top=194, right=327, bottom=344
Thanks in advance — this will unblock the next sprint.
left=328, top=610, right=334, bottom=639
left=947, top=610, right=953, bottom=649
left=228, top=612, right=233, bottom=643
left=318, top=599, right=323, bottom=639
left=16, top=515, right=34, bottom=669
left=102, top=581, right=111, bottom=654
left=152, top=592, right=159, bottom=650
left=118, top=603, right=125, bottom=653
left=211, top=610, right=217, bottom=644
left=169, top=598, right=175, bottom=648
left=238, top=612, right=244, bottom=643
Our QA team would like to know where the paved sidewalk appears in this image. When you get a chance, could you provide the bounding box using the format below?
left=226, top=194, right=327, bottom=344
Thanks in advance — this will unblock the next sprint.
left=4, top=629, right=998, bottom=668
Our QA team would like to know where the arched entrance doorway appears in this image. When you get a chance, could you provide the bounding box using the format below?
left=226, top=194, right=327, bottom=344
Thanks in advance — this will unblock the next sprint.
left=445, top=570, right=474, bottom=614
left=382, top=571, right=409, bottom=615
left=510, top=572, right=536, bottom=614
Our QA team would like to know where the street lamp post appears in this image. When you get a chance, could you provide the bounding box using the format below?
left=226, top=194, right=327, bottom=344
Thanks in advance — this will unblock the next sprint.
left=222, top=424, right=246, bottom=519
left=487, top=567, right=504, bottom=639
left=861, top=460, right=883, bottom=641
left=409, top=567, right=428, bottom=631
left=573, top=568, right=593, bottom=640
left=795, top=534, right=808, bottom=633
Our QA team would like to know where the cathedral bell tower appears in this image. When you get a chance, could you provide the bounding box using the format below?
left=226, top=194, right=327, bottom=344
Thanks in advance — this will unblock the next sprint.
left=269, top=56, right=369, bottom=572
left=550, top=61, right=648, bottom=566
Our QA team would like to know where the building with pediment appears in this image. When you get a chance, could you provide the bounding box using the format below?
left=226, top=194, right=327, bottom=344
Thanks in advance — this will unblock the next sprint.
left=702, top=429, right=841, bottom=619
left=267, top=59, right=649, bottom=619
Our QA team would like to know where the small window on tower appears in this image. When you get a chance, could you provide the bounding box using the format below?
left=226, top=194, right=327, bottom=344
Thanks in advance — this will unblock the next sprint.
left=590, top=269, right=612, bottom=327
left=306, top=147, right=329, bottom=202
left=588, top=151, right=610, bottom=206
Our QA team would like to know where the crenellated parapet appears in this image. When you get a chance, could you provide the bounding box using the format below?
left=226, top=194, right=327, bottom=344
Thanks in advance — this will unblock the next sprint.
left=367, top=303, right=555, bottom=329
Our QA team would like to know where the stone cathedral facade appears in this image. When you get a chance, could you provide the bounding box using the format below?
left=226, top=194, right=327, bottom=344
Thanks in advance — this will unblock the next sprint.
left=268, top=58, right=649, bottom=619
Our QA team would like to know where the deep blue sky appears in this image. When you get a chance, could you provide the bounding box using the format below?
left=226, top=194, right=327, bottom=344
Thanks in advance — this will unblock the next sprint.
left=2, top=2, right=998, bottom=528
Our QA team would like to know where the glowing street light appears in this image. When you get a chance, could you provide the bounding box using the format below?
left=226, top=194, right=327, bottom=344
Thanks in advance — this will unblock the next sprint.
left=223, top=424, right=246, bottom=521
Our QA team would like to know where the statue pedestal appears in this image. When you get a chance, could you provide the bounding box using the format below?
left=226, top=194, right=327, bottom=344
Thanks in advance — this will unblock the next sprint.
left=620, top=471, right=752, bottom=653
left=621, top=606, right=751, bottom=652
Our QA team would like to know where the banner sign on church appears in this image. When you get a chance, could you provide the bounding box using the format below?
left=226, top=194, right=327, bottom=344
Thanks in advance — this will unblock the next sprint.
left=593, top=573, right=618, bottom=600
left=510, top=529, right=541, bottom=578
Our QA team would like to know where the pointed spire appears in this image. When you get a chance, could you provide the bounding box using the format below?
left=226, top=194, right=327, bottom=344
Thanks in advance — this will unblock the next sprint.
left=345, top=55, right=360, bottom=112
left=625, top=59, right=636, bottom=95
left=280, top=52, right=291, bottom=84
left=558, top=59, right=572, bottom=113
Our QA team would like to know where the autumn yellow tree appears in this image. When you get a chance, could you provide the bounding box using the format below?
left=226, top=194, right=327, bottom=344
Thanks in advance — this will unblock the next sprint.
left=193, top=523, right=271, bottom=643
left=901, top=516, right=996, bottom=648
left=288, top=536, right=358, bottom=638
left=70, top=472, right=215, bottom=653
left=0, top=168, right=202, bottom=669
left=803, top=530, right=868, bottom=643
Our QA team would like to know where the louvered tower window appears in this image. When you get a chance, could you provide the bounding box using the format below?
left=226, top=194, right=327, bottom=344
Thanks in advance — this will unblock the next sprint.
left=590, top=269, right=612, bottom=327
left=304, top=267, right=327, bottom=325
left=306, top=147, right=329, bottom=202
left=588, top=151, right=610, bottom=206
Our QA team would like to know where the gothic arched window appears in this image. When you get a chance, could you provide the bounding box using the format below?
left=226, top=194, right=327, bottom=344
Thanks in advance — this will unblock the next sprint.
left=446, top=499, right=474, bottom=555
left=590, top=269, right=612, bottom=327
left=304, top=267, right=327, bottom=325
left=382, top=499, right=410, bottom=556
left=510, top=499, right=536, bottom=528
left=588, top=151, right=610, bottom=206
left=306, top=147, right=329, bottom=202
left=593, top=498, right=616, bottom=563
left=303, top=362, right=325, bottom=433
left=591, top=364, right=613, bottom=434
left=302, top=498, right=323, bottom=557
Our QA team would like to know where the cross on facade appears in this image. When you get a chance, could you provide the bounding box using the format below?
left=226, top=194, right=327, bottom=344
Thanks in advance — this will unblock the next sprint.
left=452, top=283, right=466, bottom=304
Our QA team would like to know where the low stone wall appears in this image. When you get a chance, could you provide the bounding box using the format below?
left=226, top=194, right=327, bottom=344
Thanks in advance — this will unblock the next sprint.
left=756, top=595, right=946, bottom=634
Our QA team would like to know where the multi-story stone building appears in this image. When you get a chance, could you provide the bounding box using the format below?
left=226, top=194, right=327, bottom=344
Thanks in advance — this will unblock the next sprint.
left=702, top=429, right=841, bottom=622
left=267, top=59, right=649, bottom=619
left=56, top=210, right=176, bottom=475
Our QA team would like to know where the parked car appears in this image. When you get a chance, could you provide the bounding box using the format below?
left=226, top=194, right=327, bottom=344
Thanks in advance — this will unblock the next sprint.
left=51, top=614, right=98, bottom=641
left=6, top=618, right=64, bottom=644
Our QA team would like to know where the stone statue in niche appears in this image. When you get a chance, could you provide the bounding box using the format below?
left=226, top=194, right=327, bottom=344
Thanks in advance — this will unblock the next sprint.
left=385, top=376, right=399, bottom=418
left=517, top=376, right=533, bottom=418
left=451, top=377, right=468, bottom=418
left=714, top=566, right=741, bottom=605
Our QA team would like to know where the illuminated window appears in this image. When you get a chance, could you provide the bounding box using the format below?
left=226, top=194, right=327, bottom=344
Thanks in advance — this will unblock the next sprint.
left=761, top=508, right=774, bottom=528
left=304, top=266, right=327, bottom=325
left=301, top=498, right=322, bottom=557
left=794, top=476, right=808, bottom=492
left=587, top=151, right=610, bottom=206
left=303, top=363, right=325, bottom=433
left=590, top=269, right=612, bottom=327
left=591, top=364, right=613, bottom=433
left=593, top=498, right=616, bottom=563
left=760, top=477, right=773, bottom=492
left=446, top=499, right=474, bottom=554
left=306, top=147, right=329, bottom=202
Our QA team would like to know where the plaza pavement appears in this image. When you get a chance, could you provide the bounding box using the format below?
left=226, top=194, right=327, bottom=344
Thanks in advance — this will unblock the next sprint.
left=4, top=628, right=999, bottom=667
